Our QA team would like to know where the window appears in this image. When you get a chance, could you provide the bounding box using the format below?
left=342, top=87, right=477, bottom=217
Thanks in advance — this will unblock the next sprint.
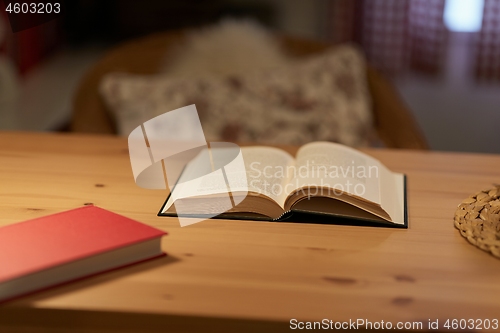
left=443, top=0, right=484, bottom=32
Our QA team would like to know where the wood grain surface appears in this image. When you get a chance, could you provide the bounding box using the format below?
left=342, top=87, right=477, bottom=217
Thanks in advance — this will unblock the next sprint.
left=0, top=132, right=499, bottom=332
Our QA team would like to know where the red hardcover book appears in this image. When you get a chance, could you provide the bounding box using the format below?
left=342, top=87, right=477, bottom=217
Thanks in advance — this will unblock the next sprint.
left=0, top=205, right=166, bottom=303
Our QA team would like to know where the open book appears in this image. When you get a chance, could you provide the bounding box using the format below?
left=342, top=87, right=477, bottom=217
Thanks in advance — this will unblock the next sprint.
left=159, top=142, right=407, bottom=228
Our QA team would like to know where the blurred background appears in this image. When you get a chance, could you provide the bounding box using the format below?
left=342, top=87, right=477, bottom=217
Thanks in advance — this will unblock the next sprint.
left=1, top=0, right=499, bottom=153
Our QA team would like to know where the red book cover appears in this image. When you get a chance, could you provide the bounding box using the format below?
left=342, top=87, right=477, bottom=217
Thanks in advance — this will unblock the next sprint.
left=0, top=205, right=166, bottom=302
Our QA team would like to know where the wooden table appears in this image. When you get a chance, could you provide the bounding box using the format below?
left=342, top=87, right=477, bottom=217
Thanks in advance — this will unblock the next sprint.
left=1, top=132, right=500, bottom=332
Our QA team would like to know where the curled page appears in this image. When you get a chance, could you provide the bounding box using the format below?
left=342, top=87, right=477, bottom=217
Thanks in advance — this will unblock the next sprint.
left=128, top=104, right=248, bottom=226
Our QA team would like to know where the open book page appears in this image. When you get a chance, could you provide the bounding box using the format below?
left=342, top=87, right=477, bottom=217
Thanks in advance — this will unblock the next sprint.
left=162, top=148, right=220, bottom=212
left=162, top=146, right=294, bottom=213
left=290, top=142, right=382, bottom=204
left=162, top=147, right=247, bottom=213
left=241, top=146, right=295, bottom=208
left=287, top=142, right=405, bottom=224
left=379, top=170, right=405, bottom=225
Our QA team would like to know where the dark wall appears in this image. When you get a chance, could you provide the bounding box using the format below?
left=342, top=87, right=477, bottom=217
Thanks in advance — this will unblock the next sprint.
left=63, top=0, right=276, bottom=45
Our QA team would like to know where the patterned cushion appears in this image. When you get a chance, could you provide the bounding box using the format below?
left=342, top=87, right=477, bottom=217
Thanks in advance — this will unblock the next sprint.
left=100, top=45, right=374, bottom=147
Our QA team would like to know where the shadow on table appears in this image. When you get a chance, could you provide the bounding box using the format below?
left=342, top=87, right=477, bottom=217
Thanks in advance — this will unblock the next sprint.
left=0, top=307, right=294, bottom=333
left=4, top=254, right=180, bottom=305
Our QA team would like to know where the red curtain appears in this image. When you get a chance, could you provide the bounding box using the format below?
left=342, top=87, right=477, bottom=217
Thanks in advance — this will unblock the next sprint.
left=0, top=10, right=61, bottom=75
left=329, top=0, right=448, bottom=76
left=474, top=0, right=500, bottom=81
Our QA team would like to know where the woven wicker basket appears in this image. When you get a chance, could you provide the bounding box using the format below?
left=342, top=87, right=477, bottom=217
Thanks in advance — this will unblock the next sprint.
left=454, top=185, right=500, bottom=258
